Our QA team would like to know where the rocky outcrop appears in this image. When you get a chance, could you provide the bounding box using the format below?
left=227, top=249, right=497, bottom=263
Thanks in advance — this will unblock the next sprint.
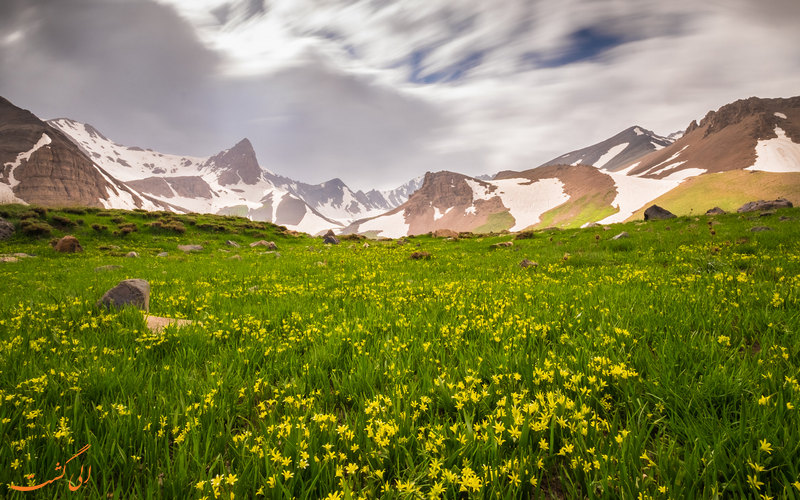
left=323, top=230, right=340, bottom=245
left=737, top=199, right=793, bottom=213
left=202, top=138, right=262, bottom=186
left=0, top=96, right=146, bottom=208
left=706, top=207, right=727, bottom=215
left=433, top=229, right=459, bottom=238
left=644, top=205, right=676, bottom=221
left=97, top=279, right=150, bottom=311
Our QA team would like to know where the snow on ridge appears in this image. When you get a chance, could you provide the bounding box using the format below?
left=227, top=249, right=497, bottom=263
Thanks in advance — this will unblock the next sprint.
left=597, top=165, right=704, bottom=225
left=775, top=112, right=787, bottom=119
left=493, top=177, right=569, bottom=231
left=651, top=141, right=665, bottom=151
left=746, top=126, right=800, bottom=173
left=634, top=127, right=644, bottom=136
left=4, top=133, right=52, bottom=187
left=464, top=178, right=493, bottom=202
left=594, top=142, right=629, bottom=169
left=643, top=145, right=690, bottom=175
left=358, top=210, right=409, bottom=239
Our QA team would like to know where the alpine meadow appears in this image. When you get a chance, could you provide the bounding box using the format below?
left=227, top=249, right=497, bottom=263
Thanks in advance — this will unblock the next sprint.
left=1, top=204, right=799, bottom=499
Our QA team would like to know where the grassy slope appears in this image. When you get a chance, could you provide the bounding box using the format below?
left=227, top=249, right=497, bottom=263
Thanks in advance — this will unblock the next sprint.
left=627, top=170, right=800, bottom=219
left=1, top=204, right=800, bottom=499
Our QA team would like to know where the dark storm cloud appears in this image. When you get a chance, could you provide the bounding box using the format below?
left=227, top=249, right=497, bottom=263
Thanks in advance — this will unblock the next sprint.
left=0, top=0, right=221, bottom=154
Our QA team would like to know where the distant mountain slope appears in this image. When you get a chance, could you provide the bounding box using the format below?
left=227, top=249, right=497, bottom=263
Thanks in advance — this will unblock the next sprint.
left=628, top=96, right=800, bottom=178
left=49, top=117, right=417, bottom=226
left=1, top=97, right=164, bottom=209
left=538, top=126, right=674, bottom=172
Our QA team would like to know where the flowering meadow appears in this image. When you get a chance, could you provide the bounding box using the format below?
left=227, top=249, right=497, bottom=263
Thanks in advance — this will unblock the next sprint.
left=1, top=205, right=799, bottom=499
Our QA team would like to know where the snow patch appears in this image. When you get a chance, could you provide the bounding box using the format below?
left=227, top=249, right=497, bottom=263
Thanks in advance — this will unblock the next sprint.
left=644, top=145, right=689, bottom=175
left=359, top=210, right=409, bottom=239
left=650, top=141, right=665, bottom=151
left=493, top=178, right=569, bottom=231
left=634, top=127, right=644, bottom=136
left=746, top=127, right=800, bottom=173
left=433, top=206, right=453, bottom=221
left=596, top=163, right=705, bottom=225
left=464, top=179, right=493, bottom=202
left=774, top=112, right=787, bottom=119
left=594, top=143, right=629, bottom=169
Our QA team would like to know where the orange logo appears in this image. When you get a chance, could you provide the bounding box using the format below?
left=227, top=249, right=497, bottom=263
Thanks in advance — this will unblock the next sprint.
left=9, top=444, right=91, bottom=492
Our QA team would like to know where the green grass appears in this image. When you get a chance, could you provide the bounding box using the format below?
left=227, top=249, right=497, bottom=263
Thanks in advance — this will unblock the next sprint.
left=474, top=211, right=515, bottom=233
left=534, top=192, right=618, bottom=230
left=1, top=204, right=800, bottom=499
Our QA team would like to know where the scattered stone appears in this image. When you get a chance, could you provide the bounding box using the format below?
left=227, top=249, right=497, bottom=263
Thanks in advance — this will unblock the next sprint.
left=519, top=259, right=538, bottom=268
left=250, top=240, right=277, bottom=249
left=362, top=242, right=370, bottom=249
left=157, top=252, right=169, bottom=257
left=323, top=230, right=340, bottom=245
left=612, top=232, right=629, bottom=240
left=126, top=251, right=139, bottom=258
left=145, top=316, right=194, bottom=332
left=410, top=251, right=431, bottom=260
left=737, top=198, right=793, bottom=213
left=229, top=255, right=242, bottom=260
left=644, top=205, right=676, bottom=221
left=248, top=285, right=260, bottom=292
left=0, top=217, right=14, bottom=241
left=583, top=222, right=600, bottom=228
left=226, top=240, right=241, bottom=248
left=97, top=279, right=150, bottom=311
left=95, top=265, right=122, bottom=272
left=12, top=253, right=35, bottom=258
left=178, top=244, right=203, bottom=252
left=490, top=241, right=514, bottom=249
left=760, top=211, right=775, bottom=217
left=705, top=207, right=727, bottom=215
left=396, top=238, right=408, bottom=245
left=53, top=235, right=83, bottom=253
left=433, top=229, right=459, bottom=238
left=0, top=256, right=18, bottom=263
left=750, top=226, right=772, bottom=232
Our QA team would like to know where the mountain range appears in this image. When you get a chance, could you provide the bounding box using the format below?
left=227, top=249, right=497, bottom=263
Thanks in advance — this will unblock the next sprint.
left=2, top=95, right=799, bottom=235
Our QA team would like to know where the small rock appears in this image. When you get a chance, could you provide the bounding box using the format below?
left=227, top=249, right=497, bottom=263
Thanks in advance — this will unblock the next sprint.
left=433, top=229, right=459, bottom=238
left=410, top=251, right=431, bottom=260
left=97, top=279, right=150, bottom=311
left=226, top=240, right=241, bottom=248
left=362, top=242, right=370, bottom=248
left=0, top=217, right=14, bottom=241
left=13, top=253, right=35, bottom=258
left=229, top=255, right=242, bottom=260
left=177, top=244, right=203, bottom=252
left=126, top=251, right=139, bottom=258
left=53, top=235, right=83, bottom=253
left=145, top=316, right=194, bottom=332
left=705, top=207, right=727, bottom=215
left=248, top=285, right=260, bottom=292
left=519, top=259, right=538, bottom=268
left=760, top=211, right=775, bottom=217
left=737, top=198, right=793, bottom=213
left=0, top=256, right=18, bottom=263
left=750, top=226, right=772, bottom=232
left=612, top=231, right=629, bottom=240
left=644, top=205, right=676, bottom=221
left=323, top=230, right=340, bottom=245
left=95, top=265, right=122, bottom=272
left=490, top=241, right=513, bottom=249
left=157, top=252, right=169, bottom=257
left=250, top=240, right=277, bottom=249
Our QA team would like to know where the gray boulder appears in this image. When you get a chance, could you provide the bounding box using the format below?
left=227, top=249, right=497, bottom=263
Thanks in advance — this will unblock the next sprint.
left=706, top=207, right=726, bottom=215
left=612, top=231, right=629, bottom=240
left=323, top=230, right=340, bottom=245
left=737, top=199, right=793, bottom=213
left=0, top=218, right=14, bottom=241
left=226, top=240, right=241, bottom=248
left=644, top=205, right=676, bottom=221
left=97, top=279, right=150, bottom=311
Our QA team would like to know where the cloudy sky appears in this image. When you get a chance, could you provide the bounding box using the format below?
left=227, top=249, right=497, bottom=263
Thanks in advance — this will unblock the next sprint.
left=1, top=0, right=799, bottom=190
